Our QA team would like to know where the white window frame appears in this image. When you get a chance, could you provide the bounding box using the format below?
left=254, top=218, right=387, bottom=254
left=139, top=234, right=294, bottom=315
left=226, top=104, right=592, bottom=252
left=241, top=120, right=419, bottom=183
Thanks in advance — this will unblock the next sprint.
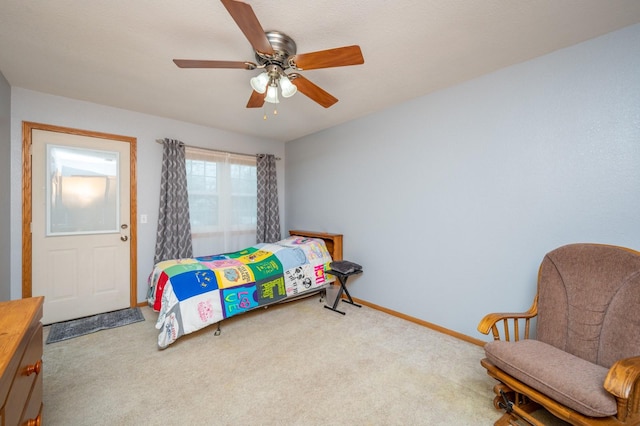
left=185, top=147, right=257, bottom=254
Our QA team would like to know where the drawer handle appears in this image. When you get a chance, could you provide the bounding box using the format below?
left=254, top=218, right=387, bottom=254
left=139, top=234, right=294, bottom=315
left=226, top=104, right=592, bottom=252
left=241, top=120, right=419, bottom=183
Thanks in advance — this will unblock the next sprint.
left=26, top=359, right=42, bottom=376
left=26, top=414, right=42, bottom=426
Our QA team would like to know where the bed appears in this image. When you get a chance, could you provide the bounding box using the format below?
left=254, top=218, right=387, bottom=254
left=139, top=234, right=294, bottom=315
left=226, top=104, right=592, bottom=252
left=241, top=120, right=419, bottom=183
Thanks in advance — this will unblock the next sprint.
left=148, top=230, right=343, bottom=348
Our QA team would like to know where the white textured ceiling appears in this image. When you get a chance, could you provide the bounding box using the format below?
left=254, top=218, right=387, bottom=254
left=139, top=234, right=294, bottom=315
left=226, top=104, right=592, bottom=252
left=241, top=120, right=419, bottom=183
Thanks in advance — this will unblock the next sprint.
left=2, top=1, right=640, bottom=142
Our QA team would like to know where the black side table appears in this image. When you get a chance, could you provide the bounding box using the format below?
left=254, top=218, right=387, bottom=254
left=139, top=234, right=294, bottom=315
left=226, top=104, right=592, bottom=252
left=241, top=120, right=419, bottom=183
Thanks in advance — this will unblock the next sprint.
left=324, top=269, right=362, bottom=315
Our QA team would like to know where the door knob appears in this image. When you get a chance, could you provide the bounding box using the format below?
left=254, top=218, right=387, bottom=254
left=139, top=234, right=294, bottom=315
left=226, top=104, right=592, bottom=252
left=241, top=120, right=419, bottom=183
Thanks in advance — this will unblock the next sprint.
left=121, top=235, right=128, bottom=242
left=121, top=224, right=128, bottom=229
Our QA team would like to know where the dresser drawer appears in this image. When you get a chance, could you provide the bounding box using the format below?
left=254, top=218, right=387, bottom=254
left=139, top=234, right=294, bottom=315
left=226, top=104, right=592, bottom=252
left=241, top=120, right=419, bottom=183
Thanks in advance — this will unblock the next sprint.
left=3, top=323, right=43, bottom=426
left=22, top=373, right=43, bottom=426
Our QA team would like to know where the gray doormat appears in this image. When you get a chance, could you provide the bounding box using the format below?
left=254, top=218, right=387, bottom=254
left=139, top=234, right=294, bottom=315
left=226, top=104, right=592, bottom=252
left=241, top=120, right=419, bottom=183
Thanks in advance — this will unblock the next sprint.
left=46, top=307, right=145, bottom=344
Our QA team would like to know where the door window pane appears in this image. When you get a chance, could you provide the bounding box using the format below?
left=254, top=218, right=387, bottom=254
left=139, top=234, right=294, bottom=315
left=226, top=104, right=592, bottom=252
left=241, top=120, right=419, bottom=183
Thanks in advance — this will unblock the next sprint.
left=46, top=145, right=119, bottom=235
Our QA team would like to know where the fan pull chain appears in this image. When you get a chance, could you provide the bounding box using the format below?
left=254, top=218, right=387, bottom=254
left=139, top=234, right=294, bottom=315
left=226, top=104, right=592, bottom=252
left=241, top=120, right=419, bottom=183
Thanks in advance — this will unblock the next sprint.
left=262, top=99, right=279, bottom=120
left=273, top=89, right=278, bottom=115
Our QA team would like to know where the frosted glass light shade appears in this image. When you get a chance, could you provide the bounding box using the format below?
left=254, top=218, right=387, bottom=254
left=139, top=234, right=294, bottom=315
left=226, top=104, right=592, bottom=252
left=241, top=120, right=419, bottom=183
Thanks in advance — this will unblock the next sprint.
left=279, top=75, right=297, bottom=98
left=250, top=72, right=269, bottom=94
left=264, top=85, right=279, bottom=104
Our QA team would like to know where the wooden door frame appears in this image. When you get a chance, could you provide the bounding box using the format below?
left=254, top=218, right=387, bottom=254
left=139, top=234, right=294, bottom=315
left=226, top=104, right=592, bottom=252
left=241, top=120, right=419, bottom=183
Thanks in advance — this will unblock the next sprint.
left=22, top=121, right=138, bottom=307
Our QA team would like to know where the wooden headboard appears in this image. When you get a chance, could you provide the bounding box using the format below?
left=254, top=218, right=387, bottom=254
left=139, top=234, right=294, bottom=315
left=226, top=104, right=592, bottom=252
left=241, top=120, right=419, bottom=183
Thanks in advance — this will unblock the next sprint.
left=289, top=230, right=343, bottom=261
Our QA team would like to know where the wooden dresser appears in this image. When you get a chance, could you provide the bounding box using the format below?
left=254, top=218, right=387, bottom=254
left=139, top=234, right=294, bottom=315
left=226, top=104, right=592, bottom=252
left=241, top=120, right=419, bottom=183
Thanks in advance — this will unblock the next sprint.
left=0, top=297, right=44, bottom=426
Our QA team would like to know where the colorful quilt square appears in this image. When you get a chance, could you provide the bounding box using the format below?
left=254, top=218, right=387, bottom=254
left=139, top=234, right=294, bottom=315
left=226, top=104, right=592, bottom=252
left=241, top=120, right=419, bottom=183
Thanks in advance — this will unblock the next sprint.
left=213, top=264, right=255, bottom=288
left=246, top=256, right=284, bottom=281
left=314, top=263, right=329, bottom=286
left=256, top=275, right=287, bottom=305
left=273, top=246, right=308, bottom=270
left=195, top=254, right=228, bottom=262
left=153, top=258, right=199, bottom=271
left=178, top=292, right=224, bottom=334
left=236, top=249, right=274, bottom=265
left=170, top=269, right=219, bottom=300
left=278, top=237, right=332, bottom=263
left=198, top=258, right=243, bottom=270
left=221, top=284, right=258, bottom=317
left=151, top=272, right=169, bottom=311
left=163, top=262, right=210, bottom=278
left=158, top=307, right=182, bottom=348
left=224, top=246, right=259, bottom=259
left=284, top=264, right=316, bottom=296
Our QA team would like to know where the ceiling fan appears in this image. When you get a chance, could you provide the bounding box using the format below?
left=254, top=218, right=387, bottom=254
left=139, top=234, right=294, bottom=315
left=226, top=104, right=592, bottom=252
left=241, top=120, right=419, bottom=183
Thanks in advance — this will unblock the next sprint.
left=173, top=0, right=365, bottom=109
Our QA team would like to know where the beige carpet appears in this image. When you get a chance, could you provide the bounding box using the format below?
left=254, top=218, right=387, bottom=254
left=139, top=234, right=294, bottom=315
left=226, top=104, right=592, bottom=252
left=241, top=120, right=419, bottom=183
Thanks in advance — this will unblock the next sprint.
left=43, top=296, right=507, bottom=425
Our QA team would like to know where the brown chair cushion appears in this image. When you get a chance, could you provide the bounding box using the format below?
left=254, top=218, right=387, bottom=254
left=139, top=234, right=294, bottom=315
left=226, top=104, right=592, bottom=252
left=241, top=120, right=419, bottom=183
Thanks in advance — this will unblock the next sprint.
left=485, top=339, right=616, bottom=417
left=536, top=244, right=640, bottom=368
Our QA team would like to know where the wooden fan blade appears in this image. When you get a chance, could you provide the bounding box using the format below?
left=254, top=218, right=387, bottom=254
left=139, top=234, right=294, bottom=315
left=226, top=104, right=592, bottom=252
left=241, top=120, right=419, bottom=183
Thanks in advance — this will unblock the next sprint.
left=291, top=45, right=364, bottom=70
left=290, top=74, right=338, bottom=108
left=221, top=0, right=274, bottom=55
left=173, top=59, right=255, bottom=69
left=246, top=90, right=265, bottom=108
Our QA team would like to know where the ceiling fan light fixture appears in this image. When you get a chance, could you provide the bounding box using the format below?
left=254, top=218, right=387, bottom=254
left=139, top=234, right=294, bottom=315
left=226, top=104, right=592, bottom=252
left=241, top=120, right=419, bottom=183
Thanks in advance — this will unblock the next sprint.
left=173, top=1, right=365, bottom=111
left=264, top=85, right=279, bottom=104
left=250, top=72, right=269, bottom=94
left=279, top=74, right=297, bottom=98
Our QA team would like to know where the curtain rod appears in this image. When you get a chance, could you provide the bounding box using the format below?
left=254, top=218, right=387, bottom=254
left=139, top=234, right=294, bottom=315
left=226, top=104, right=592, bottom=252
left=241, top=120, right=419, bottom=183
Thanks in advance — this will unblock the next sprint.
left=155, top=138, right=280, bottom=160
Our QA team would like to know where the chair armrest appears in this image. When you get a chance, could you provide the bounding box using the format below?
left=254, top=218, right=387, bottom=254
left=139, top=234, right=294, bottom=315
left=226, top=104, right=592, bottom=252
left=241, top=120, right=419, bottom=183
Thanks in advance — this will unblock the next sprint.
left=477, top=296, right=538, bottom=342
left=604, top=356, right=640, bottom=422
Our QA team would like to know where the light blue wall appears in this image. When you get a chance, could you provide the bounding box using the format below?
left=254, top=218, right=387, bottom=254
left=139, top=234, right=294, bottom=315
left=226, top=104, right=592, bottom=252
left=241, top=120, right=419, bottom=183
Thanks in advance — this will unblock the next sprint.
left=285, top=24, right=640, bottom=341
left=9, top=89, right=286, bottom=303
left=0, top=73, right=10, bottom=301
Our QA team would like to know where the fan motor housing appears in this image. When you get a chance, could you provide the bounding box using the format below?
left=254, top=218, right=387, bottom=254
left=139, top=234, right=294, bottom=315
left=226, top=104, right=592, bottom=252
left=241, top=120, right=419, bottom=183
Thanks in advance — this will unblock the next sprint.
left=255, top=31, right=297, bottom=69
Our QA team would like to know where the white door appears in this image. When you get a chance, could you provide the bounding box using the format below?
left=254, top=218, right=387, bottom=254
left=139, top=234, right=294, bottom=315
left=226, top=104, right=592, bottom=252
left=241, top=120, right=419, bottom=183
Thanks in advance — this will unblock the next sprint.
left=31, top=129, right=132, bottom=324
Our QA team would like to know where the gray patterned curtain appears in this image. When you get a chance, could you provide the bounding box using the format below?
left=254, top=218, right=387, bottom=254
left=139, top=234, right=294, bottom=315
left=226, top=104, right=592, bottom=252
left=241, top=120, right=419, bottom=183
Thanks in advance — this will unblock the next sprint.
left=256, top=154, right=281, bottom=243
left=154, top=138, right=193, bottom=263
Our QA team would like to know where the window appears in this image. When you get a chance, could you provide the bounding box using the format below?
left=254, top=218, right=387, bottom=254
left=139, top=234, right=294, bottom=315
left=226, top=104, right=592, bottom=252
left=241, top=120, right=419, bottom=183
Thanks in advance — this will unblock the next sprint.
left=185, top=147, right=257, bottom=255
left=47, top=145, right=119, bottom=235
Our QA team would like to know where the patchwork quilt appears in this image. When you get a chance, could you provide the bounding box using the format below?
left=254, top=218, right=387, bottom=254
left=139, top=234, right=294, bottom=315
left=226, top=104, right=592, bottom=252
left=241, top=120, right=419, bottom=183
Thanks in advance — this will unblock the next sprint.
left=148, top=236, right=334, bottom=348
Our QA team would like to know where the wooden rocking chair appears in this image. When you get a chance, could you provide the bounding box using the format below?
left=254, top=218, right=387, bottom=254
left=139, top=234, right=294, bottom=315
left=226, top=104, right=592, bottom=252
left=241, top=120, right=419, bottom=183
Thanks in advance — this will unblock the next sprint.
left=478, top=243, right=640, bottom=425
